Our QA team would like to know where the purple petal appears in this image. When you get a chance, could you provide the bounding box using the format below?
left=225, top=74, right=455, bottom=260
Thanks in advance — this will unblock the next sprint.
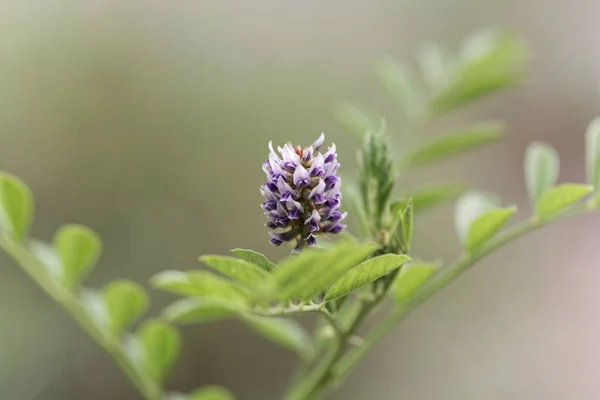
left=276, top=217, right=290, bottom=228
left=325, top=197, right=340, bottom=208
left=324, top=175, right=339, bottom=191
left=324, top=161, right=340, bottom=176
left=312, top=194, right=326, bottom=205
left=266, top=221, right=278, bottom=229
left=261, top=201, right=278, bottom=211
left=324, top=223, right=345, bottom=234
left=328, top=210, right=347, bottom=222
left=270, top=238, right=283, bottom=246
left=308, top=179, right=326, bottom=200
left=304, top=210, right=321, bottom=232
left=311, top=133, right=325, bottom=151
left=285, top=198, right=304, bottom=213
left=324, top=143, right=337, bottom=163
left=308, top=154, right=324, bottom=176
left=302, top=147, right=313, bottom=161
left=293, top=164, right=310, bottom=188
left=277, top=177, right=296, bottom=199
left=305, top=234, right=318, bottom=247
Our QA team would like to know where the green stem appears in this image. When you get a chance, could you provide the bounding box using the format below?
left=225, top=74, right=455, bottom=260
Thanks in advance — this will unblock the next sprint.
left=0, top=237, right=162, bottom=400
left=333, top=206, right=594, bottom=380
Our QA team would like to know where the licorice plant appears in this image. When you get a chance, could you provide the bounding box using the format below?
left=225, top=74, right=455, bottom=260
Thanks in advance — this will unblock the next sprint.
left=1, top=29, right=599, bottom=400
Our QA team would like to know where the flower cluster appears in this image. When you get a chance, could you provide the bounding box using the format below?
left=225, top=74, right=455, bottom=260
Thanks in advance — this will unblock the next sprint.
left=260, top=133, right=346, bottom=251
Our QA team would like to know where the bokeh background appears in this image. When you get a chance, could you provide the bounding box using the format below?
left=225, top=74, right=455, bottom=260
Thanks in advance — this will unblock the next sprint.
left=1, top=1, right=600, bottom=399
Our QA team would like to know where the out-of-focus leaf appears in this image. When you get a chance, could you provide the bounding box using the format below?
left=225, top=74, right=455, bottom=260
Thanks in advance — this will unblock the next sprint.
left=0, top=173, right=33, bottom=241
left=137, top=320, right=180, bottom=382
left=525, top=142, right=559, bottom=207
left=585, top=117, right=600, bottom=190
left=151, top=270, right=251, bottom=303
left=454, top=192, right=498, bottom=241
left=403, top=183, right=467, bottom=213
left=186, top=386, right=235, bottom=400
left=376, top=57, right=424, bottom=117
left=54, top=225, right=101, bottom=288
left=403, top=122, right=504, bottom=168
left=464, top=207, right=516, bottom=253
left=392, top=262, right=439, bottom=305
left=324, top=254, right=411, bottom=301
left=199, top=255, right=268, bottom=286
left=428, top=31, right=528, bottom=114
left=417, top=43, right=454, bottom=90
left=242, top=315, right=312, bottom=358
left=269, top=241, right=377, bottom=301
left=230, top=249, right=276, bottom=272
left=162, top=298, right=243, bottom=324
left=333, top=103, right=380, bottom=140
left=104, top=280, right=149, bottom=333
left=535, top=184, right=592, bottom=218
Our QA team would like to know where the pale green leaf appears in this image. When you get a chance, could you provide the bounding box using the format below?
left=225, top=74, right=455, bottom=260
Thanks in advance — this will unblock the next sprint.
left=535, top=184, right=592, bottom=218
left=324, top=254, right=412, bottom=301
left=199, top=255, right=268, bottom=286
left=231, top=249, right=276, bottom=272
left=418, top=43, right=454, bottom=90
left=242, top=315, right=312, bottom=358
left=104, top=280, right=149, bottom=333
left=0, top=173, right=33, bottom=241
left=270, top=241, right=377, bottom=301
left=585, top=117, right=600, bottom=190
left=393, top=262, right=439, bottom=304
left=454, top=192, right=498, bottom=240
left=525, top=142, right=559, bottom=206
left=137, top=320, right=180, bottom=382
left=428, top=31, right=528, bottom=114
left=403, top=122, right=503, bottom=168
left=464, top=207, right=516, bottom=252
left=54, top=225, right=101, bottom=288
left=163, top=298, right=243, bottom=324
left=151, top=270, right=251, bottom=303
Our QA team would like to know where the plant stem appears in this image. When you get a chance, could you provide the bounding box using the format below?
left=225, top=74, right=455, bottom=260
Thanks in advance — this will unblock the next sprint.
left=333, top=206, right=594, bottom=381
left=0, top=237, right=162, bottom=400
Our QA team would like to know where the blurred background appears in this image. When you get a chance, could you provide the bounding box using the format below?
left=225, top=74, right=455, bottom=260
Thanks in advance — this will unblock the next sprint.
left=1, top=0, right=600, bottom=399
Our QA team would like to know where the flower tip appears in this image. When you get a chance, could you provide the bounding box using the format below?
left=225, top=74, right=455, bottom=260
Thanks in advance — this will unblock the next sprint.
left=312, top=132, right=325, bottom=150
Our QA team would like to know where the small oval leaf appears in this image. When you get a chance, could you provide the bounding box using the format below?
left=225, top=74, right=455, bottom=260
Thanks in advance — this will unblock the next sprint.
left=324, top=254, right=412, bottom=302
left=163, top=298, right=242, bottom=324
left=231, top=249, right=276, bottom=272
left=0, top=173, right=33, bottom=241
left=242, top=315, right=312, bottom=358
left=454, top=192, right=498, bottom=241
left=54, top=225, right=101, bottom=288
left=151, top=270, right=252, bottom=301
left=535, top=183, right=592, bottom=218
left=525, top=142, right=559, bottom=207
left=404, top=122, right=504, bottom=168
left=199, top=255, right=268, bottom=286
left=393, top=262, right=439, bottom=304
left=465, top=207, right=516, bottom=252
left=104, top=280, right=149, bottom=333
left=137, top=320, right=180, bottom=382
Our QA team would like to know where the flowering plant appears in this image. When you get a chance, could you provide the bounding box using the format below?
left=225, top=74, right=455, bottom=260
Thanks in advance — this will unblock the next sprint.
left=1, top=30, right=599, bottom=400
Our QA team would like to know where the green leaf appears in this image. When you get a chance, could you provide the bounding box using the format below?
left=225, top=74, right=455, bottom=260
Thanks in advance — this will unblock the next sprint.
left=585, top=117, right=600, bottom=190
left=525, top=142, right=559, bottom=206
left=535, top=184, right=592, bottom=218
left=464, top=207, right=516, bottom=252
left=454, top=192, right=498, bottom=241
left=428, top=31, right=528, bottom=115
left=231, top=249, right=276, bottom=272
left=390, top=198, right=414, bottom=253
left=270, top=241, right=377, bottom=301
left=324, top=254, right=412, bottom=301
left=54, top=225, right=101, bottom=288
left=103, top=280, right=149, bottom=333
left=151, top=270, right=251, bottom=303
left=403, top=183, right=467, bottom=213
left=137, top=320, right=180, bottom=382
left=342, top=181, right=370, bottom=237
left=403, top=122, right=504, bottom=168
left=199, top=255, right=268, bottom=286
left=163, top=298, right=243, bottom=324
left=333, top=103, right=380, bottom=140
left=392, top=262, right=439, bottom=304
left=0, top=173, right=33, bottom=241
left=242, top=315, right=312, bottom=358
left=186, top=386, right=234, bottom=400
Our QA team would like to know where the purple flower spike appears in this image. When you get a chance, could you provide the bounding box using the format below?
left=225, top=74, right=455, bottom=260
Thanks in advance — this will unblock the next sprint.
left=260, top=133, right=346, bottom=249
